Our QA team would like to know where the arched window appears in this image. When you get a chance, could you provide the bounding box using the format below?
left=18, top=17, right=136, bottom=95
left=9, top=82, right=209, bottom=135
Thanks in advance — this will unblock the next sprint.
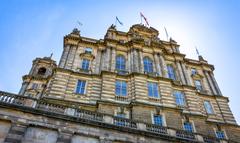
left=143, top=57, right=153, bottom=73
left=116, top=55, right=126, bottom=71
left=37, top=67, right=46, bottom=75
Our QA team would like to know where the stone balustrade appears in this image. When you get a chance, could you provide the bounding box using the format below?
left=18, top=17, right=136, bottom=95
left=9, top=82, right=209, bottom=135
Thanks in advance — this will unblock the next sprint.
left=0, top=91, right=228, bottom=143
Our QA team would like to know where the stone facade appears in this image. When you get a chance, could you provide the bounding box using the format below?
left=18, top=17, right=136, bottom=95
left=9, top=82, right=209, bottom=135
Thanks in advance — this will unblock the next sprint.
left=0, top=24, right=240, bottom=143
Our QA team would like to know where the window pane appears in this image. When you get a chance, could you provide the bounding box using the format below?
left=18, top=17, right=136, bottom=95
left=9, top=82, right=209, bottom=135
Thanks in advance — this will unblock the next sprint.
left=195, top=80, right=202, bottom=91
left=174, top=91, right=185, bottom=106
left=85, top=47, right=92, bottom=53
left=147, top=82, right=159, bottom=98
left=184, top=122, right=193, bottom=132
left=115, top=80, right=127, bottom=96
left=82, top=59, right=90, bottom=70
left=216, top=131, right=225, bottom=139
left=144, top=57, right=153, bottom=73
left=116, top=55, right=126, bottom=71
left=154, top=115, right=163, bottom=126
left=204, top=101, right=214, bottom=114
left=167, top=65, right=176, bottom=80
left=76, top=80, right=86, bottom=94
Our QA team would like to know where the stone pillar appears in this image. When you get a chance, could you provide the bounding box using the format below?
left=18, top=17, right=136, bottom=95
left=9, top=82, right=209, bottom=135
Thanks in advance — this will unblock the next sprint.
left=159, top=54, right=168, bottom=78
left=4, top=122, right=28, bottom=143
left=133, top=48, right=139, bottom=72
left=154, top=53, right=161, bottom=76
left=180, top=62, right=191, bottom=85
left=110, top=48, right=116, bottom=72
left=103, top=48, right=111, bottom=71
left=94, top=49, right=102, bottom=74
left=139, top=50, right=144, bottom=73
left=127, top=50, right=131, bottom=73
left=204, top=71, right=217, bottom=95
left=176, top=61, right=186, bottom=84
left=209, top=72, right=222, bottom=95
left=65, top=46, right=77, bottom=70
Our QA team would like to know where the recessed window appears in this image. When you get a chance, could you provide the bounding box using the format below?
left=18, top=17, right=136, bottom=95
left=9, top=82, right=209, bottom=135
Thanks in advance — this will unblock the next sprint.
left=85, top=47, right=92, bottom=54
left=173, top=91, right=185, bottom=106
left=37, top=67, right=47, bottom=75
left=116, top=55, right=126, bottom=71
left=81, top=59, right=90, bottom=70
left=216, top=131, right=225, bottom=139
left=115, top=80, right=127, bottom=96
left=167, top=65, right=176, bottom=80
left=143, top=57, right=153, bottom=73
left=153, top=115, right=163, bottom=126
left=147, top=82, right=159, bottom=98
left=76, top=80, right=86, bottom=94
left=31, top=83, right=38, bottom=89
left=204, top=101, right=214, bottom=114
left=115, top=113, right=126, bottom=126
left=184, top=122, right=194, bottom=132
left=195, top=80, right=203, bottom=91
left=191, top=68, right=197, bottom=75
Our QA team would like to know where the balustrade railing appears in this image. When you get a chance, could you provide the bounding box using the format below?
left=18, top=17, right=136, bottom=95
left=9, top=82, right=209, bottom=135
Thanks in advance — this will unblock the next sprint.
left=113, top=117, right=137, bottom=128
left=75, top=109, right=103, bottom=121
left=115, top=96, right=129, bottom=102
left=176, top=130, right=195, bottom=140
left=0, top=91, right=228, bottom=143
left=146, top=124, right=167, bottom=134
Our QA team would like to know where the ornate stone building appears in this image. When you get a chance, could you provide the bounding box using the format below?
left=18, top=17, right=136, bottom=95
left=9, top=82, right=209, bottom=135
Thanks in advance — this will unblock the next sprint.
left=0, top=24, right=240, bottom=143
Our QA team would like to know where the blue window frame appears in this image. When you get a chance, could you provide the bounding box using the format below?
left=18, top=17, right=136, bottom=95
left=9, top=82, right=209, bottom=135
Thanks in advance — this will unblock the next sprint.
left=184, top=122, right=193, bottom=132
left=82, top=59, right=90, bottom=70
left=147, top=82, right=159, bottom=98
left=167, top=65, right=176, bottom=80
left=76, top=80, right=86, bottom=94
left=116, top=55, right=126, bottom=71
left=174, top=91, right=185, bottom=106
left=143, top=57, right=153, bottom=73
left=195, top=80, right=203, bottom=91
left=204, top=101, right=214, bottom=114
left=154, top=115, right=163, bottom=126
left=115, top=113, right=126, bottom=126
left=216, top=131, right=225, bottom=139
left=115, top=81, right=127, bottom=96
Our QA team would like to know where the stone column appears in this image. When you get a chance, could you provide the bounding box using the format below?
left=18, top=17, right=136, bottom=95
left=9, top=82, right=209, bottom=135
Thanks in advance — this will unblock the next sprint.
left=103, top=48, right=111, bottom=71
left=209, top=72, right=222, bottom=95
left=4, top=122, right=28, bottom=143
left=159, top=54, right=168, bottom=78
left=204, top=71, right=217, bottom=95
left=180, top=62, right=191, bottom=85
left=133, top=48, right=139, bottom=72
left=139, top=50, right=144, bottom=73
left=154, top=53, right=161, bottom=76
left=94, top=49, right=102, bottom=74
left=59, top=45, right=70, bottom=68
left=110, top=48, right=116, bottom=72
left=176, top=61, right=186, bottom=84
left=127, top=50, right=131, bottom=73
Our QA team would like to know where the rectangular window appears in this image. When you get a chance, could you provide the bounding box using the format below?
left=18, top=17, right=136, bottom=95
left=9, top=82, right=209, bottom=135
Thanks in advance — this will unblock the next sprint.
left=76, top=80, right=86, bottom=94
left=184, top=122, right=193, bottom=132
left=195, top=80, right=203, bottom=91
left=147, top=82, right=159, bottom=98
left=216, top=131, right=225, bottom=139
left=85, top=47, right=92, bottom=54
left=115, top=81, right=127, bottom=96
left=167, top=65, right=176, bottom=80
left=115, top=113, right=126, bottom=126
left=153, top=115, right=163, bottom=126
left=31, top=83, right=38, bottom=89
left=82, top=59, right=90, bottom=70
left=174, top=91, right=185, bottom=106
left=204, top=101, right=214, bottom=114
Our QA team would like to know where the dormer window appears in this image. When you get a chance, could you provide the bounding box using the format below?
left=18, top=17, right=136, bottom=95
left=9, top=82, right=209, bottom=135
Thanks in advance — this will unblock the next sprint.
left=37, top=67, right=47, bottom=75
left=85, top=47, right=92, bottom=54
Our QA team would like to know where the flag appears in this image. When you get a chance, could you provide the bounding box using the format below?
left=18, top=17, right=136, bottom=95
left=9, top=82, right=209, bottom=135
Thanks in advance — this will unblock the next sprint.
left=77, top=21, right=83, bottom=26
left=116, top=16, right=123, bottom=25
left=140, top=12, right=149, bottom=26
left=164, top=27, right=169, bottom=40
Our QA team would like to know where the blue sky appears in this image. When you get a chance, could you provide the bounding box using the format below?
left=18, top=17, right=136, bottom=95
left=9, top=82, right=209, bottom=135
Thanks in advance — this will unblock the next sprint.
left=0, top=0, right=239, bottom=123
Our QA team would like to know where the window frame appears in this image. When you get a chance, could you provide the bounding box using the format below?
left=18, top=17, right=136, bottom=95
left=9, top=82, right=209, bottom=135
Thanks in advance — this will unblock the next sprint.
left=147, top=82, right=160, bottom=98
left=183, top=122, right=194, bottom=132
left=204, top=101, right=215, bottom=114
left=173, top=91, right=186, bottom=106
left=116, top=55, right=126, bottom=71
left=167, top=64, right=176, bottom=80
left=143, top=57, right=153, bottom=73
left=153, top=114, right=163, bottom=126
left=115, top=80, right=127, bottom=96
left=81, top=59, right=90, bottom=70
left=194, top=80, right=203, bottom=91
left=75, top=80, right=86, bottom=95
